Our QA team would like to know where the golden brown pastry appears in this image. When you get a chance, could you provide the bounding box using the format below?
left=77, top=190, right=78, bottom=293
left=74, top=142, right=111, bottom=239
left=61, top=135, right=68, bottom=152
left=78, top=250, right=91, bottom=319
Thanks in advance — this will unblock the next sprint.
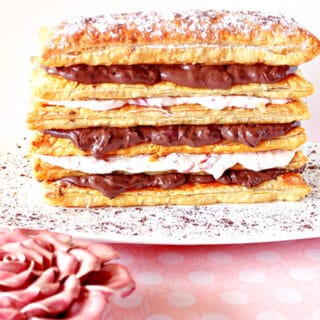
left=27, top=99, right=309, bottom=130
left=31, top=68, right=313, bottom=101
left=31, top=126, right=306, bottom=157
left=38, top=10, right=320, bottom=67
left=43, top=173, right=311, bottom=207
left=27, top=9, right=319, bottom=206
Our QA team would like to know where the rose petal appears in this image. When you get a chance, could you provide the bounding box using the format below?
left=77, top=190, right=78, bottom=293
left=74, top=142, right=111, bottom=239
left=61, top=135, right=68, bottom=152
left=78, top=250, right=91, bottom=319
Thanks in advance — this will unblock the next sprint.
left=28, top=291, right=110, bottom=320
left=0, top=270, right=17, bottom=281
left=2, top=243, right=44, bottom=268
left=0, top=229, right=30, bottom=246
left=64, top=289, right=110, bottom=320
left=69, top=248, right=100, bottom=279
left=32, top=268, right=56, bottom=287
left=33, top=231, right=71, bottom=252
left=0, top=285, right=40, bottom=309
left=31, top=267, right=60, bottom=297
left=13, top=229, right=72, bottom=248
left=69, top=239, right=93, bottom=247
left=0, top=251, right=26, bottom=264
left=55, top=251, right=79, bottom=281
left=0, top=261, right=30, bottom=274
left=0, top=307, right=25, bottom=320
left=0, top=260, right=35, bottom=290
left=0, top=269, right=60, bottom=310
left=0, top=228, right=71, bottom=251
left=86, top=243, right=119, bottom=262
left=21, top=239, right=53, bottom=270
left=85, top=263, right=135, bottom=298
left=21, top=275, right=81, bottom=317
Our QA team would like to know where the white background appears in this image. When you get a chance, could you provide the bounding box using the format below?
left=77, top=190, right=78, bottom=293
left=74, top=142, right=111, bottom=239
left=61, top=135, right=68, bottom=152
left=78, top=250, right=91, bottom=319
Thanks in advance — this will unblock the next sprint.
left=0, top=0, right=319, bottom=150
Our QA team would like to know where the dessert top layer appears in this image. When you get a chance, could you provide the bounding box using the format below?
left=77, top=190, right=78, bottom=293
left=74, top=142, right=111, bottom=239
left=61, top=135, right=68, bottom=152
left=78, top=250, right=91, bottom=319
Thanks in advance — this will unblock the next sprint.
left=38, top=9, right=320, bottom=66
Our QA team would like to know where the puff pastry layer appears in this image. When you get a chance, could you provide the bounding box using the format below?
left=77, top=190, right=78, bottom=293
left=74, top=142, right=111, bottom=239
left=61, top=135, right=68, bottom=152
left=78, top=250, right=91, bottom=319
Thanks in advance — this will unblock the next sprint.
left=42, top=173, right=311, bottom=207
left=32, top=69, right=313, bottom=100
left=31, top=127, right=306, bottom=157
left=27, top=99, right=309, bottom=130
left=38, top=10, right=320, bottom=67
left=32, top=150, right=307, bottom=182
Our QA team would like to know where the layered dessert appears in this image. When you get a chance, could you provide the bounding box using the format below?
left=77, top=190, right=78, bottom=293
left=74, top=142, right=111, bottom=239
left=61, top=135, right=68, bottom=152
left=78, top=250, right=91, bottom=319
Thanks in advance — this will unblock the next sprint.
left=27, top=10, right=320, bottom=206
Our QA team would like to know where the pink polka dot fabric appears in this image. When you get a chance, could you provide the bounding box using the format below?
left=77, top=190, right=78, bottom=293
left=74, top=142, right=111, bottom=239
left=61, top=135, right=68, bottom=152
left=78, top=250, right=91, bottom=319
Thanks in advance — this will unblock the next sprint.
left=109, top=239, right=320, bottom=320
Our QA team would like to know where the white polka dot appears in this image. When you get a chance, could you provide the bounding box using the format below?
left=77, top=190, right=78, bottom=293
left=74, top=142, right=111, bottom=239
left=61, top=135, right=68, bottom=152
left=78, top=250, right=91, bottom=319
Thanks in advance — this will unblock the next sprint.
left=239, top=269, right=266, bottom=284
left=201, top=313, right=231, bottom=320
left=146, top=315, right=173, bottom=320
left=188, top=271, right=215, bottom=285
left=256, top=311, right=287, bottom=320
left=273, top=288, right=302, bottom=304
left=312, top=309, right=320, bottom=320
left=158, top=252, right=184, bottom=266
left=207, top=251, right=233, bottom=265
left=167, top=291, right=196, bottom=307
left=220, top=290, right=249, bottom=305
left=136, top=272, right=164, bottom=285
left=255, top=251, right=281, bottom=264
left=114, top=292, right=142, bottom=308
left=289, top=267, right=317, bottom=281
left=305, top=249, right=320, bottom=261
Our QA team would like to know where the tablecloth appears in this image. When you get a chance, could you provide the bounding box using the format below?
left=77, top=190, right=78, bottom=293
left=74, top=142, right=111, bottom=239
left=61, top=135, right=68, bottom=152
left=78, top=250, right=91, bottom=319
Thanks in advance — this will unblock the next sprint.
left=109, top=239, right=320, bottom=320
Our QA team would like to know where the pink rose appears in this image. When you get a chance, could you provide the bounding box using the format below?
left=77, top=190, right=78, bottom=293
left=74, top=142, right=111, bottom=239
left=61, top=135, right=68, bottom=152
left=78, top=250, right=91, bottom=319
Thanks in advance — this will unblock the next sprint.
left=0, top=228, right=135, bottom=319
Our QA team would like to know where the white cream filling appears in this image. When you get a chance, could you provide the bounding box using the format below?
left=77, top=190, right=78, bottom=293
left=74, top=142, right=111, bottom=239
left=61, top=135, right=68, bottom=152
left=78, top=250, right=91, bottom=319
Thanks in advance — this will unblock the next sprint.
left=39, top=96, right=289, bottom=111
left=39, top=149, right=296, bottom=180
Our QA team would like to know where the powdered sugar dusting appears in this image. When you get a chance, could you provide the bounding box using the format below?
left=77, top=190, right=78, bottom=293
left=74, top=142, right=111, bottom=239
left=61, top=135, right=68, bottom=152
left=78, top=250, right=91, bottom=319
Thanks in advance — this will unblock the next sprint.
left=45, top=9, right=303, bottom=51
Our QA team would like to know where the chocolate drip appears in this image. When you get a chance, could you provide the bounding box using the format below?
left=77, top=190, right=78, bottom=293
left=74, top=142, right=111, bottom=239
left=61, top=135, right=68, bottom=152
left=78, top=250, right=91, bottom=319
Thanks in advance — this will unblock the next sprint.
left=44, top=64, right=296, bottom=88
left=60, top=167, right=304, bottom=199
left=45, top=122, right=299, bottom=158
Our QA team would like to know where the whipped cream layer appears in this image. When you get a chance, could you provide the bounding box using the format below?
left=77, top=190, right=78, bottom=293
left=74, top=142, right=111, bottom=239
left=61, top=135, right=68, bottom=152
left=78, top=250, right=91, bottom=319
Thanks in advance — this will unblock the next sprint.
left=39, top=150, right=296, bottom=179
left=40, top=96, right=289, bottom=111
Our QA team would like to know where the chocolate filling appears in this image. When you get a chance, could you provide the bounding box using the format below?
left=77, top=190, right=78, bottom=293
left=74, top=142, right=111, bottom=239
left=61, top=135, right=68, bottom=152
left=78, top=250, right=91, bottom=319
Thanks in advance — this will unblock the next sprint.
left=59, top=167, right=304, bottom=199
left=45, top=122, right=299, bottom=158
left=44, top=64, right=297, bottom=89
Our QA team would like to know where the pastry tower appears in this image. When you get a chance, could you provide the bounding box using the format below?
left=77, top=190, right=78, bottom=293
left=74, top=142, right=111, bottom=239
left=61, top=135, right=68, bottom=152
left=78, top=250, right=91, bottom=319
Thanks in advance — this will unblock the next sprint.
left=27, top=10, right=320, bottom=207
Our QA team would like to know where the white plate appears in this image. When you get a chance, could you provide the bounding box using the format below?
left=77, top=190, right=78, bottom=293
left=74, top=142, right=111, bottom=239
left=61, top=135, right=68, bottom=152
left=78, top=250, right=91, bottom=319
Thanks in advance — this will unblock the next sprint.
left=0, top=142, right=319, bottom=245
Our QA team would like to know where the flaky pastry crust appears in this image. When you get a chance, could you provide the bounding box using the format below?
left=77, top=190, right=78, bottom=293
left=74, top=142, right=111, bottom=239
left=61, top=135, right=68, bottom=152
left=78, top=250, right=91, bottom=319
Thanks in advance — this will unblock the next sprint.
left=31, top=127, right=306, bottom=157
left=42, top=173, right=311, bottom=207
left=27, top=99, right=309, bottom=130
left=32, top=68, right=314, bottom=100
left=32, top=151, right=307, bottom=182
left=38, top=10, right=320, bottom=67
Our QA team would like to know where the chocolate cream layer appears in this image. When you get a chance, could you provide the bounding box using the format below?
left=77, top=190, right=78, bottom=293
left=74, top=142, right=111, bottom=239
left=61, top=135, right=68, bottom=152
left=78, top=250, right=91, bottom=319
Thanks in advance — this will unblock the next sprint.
left=45, top=122, right=300, bottom=158
left=44, top=64, right=297, bottom=89
left=59, top=167, right=304, bottom=199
